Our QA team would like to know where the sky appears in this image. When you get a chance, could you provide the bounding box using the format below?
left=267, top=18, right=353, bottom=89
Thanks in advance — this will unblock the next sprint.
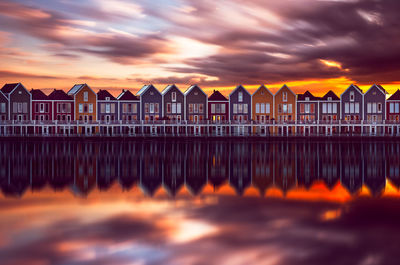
left=0, top=0, right=400, bottom=96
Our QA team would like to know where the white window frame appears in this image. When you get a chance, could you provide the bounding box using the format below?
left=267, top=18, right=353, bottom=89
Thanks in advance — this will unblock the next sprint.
left=238, top=92, right=243, bottom=102
left=83, top=91, right=88, bottom=102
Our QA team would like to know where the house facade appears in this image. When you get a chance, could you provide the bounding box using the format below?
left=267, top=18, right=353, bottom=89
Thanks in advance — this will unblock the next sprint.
left=117, top=89, right=140, bottom=122
left=363, top=84, right=386, bottom=122
left=48, top=89, right=74, bottom=122
left=208, top=90, right=229, bottom=123
left=296, top=91, right=319, bottom=123
left=341, top=84, right=363, bottom=121
left=0, top=90, right=8, bottom=121
left=252, top=85, right=273, bottom=124
left=68, top=84, right=97, bottom=123
left=274, top=85, right=296, bottom=123
left=184, top=85, right=207, bottom=123
left=1, top=83, right=31, bottom=121
left=387, top=89, right=400, bottom=121
left=137, top=85, right=162, bottom=121
left=229, top=85, right=251, bottom=123
left=319, top=90, right=340, bottom=122
left=31, top=89, right=52, bottom=121
left=162, top=85, right=184, bottom=122
left=97, top=89, right=118, bottom=123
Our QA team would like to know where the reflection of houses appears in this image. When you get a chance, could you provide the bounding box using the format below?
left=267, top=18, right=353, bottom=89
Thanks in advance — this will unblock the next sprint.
left=296, top=142, right=318, bottom=189
left=386, top=144, right=400, bottom=188
left=340, top=143, right=363, bottom=194
left=318, top=143, right=340, bottom=189
left=140, top=142, right=162, bottom=196
left=185, top=142, right=208, bottom=195
left=118, top=143, right=140, bottom=190
left=31, top=143, right=52, bottom=191
left=71, top=143, right=97, bottom=196
left=274, top=142, right=296, bottom=193
left=207, top=142, right=229, bottom=190
left=229, top=142, right=251, bottom=195
left=363, top=143, right=385, bottom=195
left=49, top=144, right=74, bottom=190
left=163, top=142, right=185, bottom=196
left=251, top=142, right=274, bottom=196
left=97, top=143, right=118, bottom=190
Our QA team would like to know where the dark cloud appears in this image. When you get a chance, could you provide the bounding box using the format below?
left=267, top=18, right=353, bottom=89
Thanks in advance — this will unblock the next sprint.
left=0, top=70, right=62, bottom=79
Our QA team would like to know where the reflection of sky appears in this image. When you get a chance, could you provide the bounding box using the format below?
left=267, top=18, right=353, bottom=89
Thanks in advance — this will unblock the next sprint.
left=1, top=187, right=400, bottom=265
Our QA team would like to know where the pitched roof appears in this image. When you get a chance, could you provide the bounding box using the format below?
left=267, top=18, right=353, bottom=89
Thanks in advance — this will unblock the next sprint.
left=388, top=89, right=400, bottom=101
left=67, top=84, right=85, bottom=95
left=366, top=84, right=387, bottom=95
left=1, top=83, right=19, bottom=94
left=97, top=89, right=116, bottom=100
left=297, top=91, right=320, bottom=101
left=229, top=85, right=251, bottom=96
left=321, top=90, right=340, bottom=100
left=48, top=89, right=73, bottom=100
left=30, top=89, right=48, bottom=100
left=184, top=85, right=207, bottom=96
left=117, top=89, right=139, bottom=101
left=252, top=85, right=273, bottom=96
left=161, top=84, right=182, bottom=95
left=208, top=90, right=228, bottom=101
left=0, top=90, right=8, bottom=101
left=275, top=84, right=296, bottom=96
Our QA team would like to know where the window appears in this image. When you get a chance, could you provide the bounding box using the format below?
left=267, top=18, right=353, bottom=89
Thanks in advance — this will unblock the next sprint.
left=18, top=103, right=23, bottom=113
left=233, top=104, right=238, bottom=114
left=355, top=103, right=359, bottom=113
left=221, top=104, right=225, bottom=113
left=396, top=103, right=400, bottom=113
left=310, top=104, right=315, bottom=113
left=105, top=103, right=111, bottom=113
left=243, top=104, right=248, bottom=114
left=327, top=97, right=332, bottom=101
left=288, top=104, right=292, bottom=113
left=345, top=103, right=349, bottom=114
left=199, top=104, right=203, bottom=113
left=278, top=104, right=282, bottom=114
left=150, top=103, right=154, bottom=113
left=123, top=103, right=128, bottom=113
left=172, top=92, right=176, bottom=102
left=333, top=103, right=337, bottom=113
left=167, top=103, right=171, bottom=113
left=378, top=103, right=382, bottom=113
left=350, top=91, right=354, bottom=102
left=238, top=92, right=243, bottom=102
left=105, top=97, right=110, bottom=101
left=282, top=104, right=288, bottom=113
left=40, top=103, right=44, bottom=113
left=266, top=103, right=270, bottom=114
left=172, top=103, right=176, bottom=114
left=261, top=103, right=265, bottom=114
left=0, top=103, right=5, bottom=113
left=390, top=103, right=395, bottom=113
left=256, top=103, right=260, bottom=114
left=84, top=91, right=88, bottom=102
left=215, top=104, right=221, bottom=113
left=79, top=104, right=83, bottom=113
left=132, top=104, right=137, bottom=113
left=89, top=104, right=93, bottom=113
left=322, top=103, right=327, bottom=114
left=327, top=103, right=332, bottom=114
left=189, top=104, right=193, bottom=113
left=367, top=103, right=371, bottom=113
left=350, top=103, right=355, bottom=113
left=283, top=92, right=287, bottom=102
left=372, top=103, right=377, bottom=113
left=177, top=103, right=181, bottom=113
left=238, top=104, right=243, bottom=113
left=211, top=104, right=215, bottom=114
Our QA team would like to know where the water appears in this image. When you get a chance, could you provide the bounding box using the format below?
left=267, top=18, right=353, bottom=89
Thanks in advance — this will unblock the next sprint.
left=0, top=139, right=400, bottom=265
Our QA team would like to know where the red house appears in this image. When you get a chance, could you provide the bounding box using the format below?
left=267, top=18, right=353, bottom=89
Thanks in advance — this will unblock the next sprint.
left=387, top=89, right=400, bottom=122
left=48, top=89, right=74, bottom=122
left=208, top=90, right=229, bottom=123
left=31, top=89, right=52, bottom=121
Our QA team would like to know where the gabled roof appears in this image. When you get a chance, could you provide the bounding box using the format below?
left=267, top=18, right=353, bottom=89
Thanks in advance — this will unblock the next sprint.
left=67, top=83, right=96, bottom=96
left=117, top=89, right=139, bottom=101
left=208, top=90, right=228, bottom=101
left=162, top=84, right=183, bottom=96
left=252, top=85, right=273, bottom=97
left=30, top=89, right=48, bottom=100
left=340, top=84, right=363, bottom=97
left=321, top=90, right=340, bottom=101
left=297, top=91, right=320, bottom=101
left=0, top=90, right=8, bottom=101
left=1, top=83, right=19, bottom=94
left=48, top=89, right=73, bottom=100
left=387, top=89, right=400, bottom=101
left=184, top=84, right=207, bottom=97
left=136, top=84, right=160, bottom=96
left=229, top=85, right=251, bottom=97
left=365, top=84, right=387, bottom=96
left=97, top=89, right=116, bottom=100
left=275, top=84, right=296, bottom=96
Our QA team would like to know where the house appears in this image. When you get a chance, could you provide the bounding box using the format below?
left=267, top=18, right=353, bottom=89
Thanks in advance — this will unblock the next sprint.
left=162, top=84, right=184, bottom=122
left=1, top=83, right=31, bottom=121
left=31, top=89, right=52, bottom=121
left=319, top=90, right=340, bottom=122
left=0, top=90, right=8, bottom=121
left=340, top=84, right=363, bottom=121
left=97, top=89, right=118, bottom=123
left=48, top=89, right=74, bottom=122
left=296, top=91, right=319, bottom=123
left=386, top=89, right=400, bottom=121
left=252, top=85, right=273, bottom=124
left=184, top=85, right=207, bottom=123
left=117, top=89, right=140, bottom=122
left=67, top=84, right=97, bottom=123
left=137, top=84, right=162, bottom=121
left=229, top=85, right=251, bottom=123
left=208, top=90, right=229, bottom=123
left=274, top=85, right=296, bottom=123
left=363, top=84, right=386, bottom=122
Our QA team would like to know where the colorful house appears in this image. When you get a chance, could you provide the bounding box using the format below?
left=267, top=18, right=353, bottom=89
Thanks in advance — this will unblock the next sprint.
left=319, top=90, right=340, bottom=122
left=274, top=84, right=296, bottom=123
left=97, top=89, right=118, bottom=123
left=252, top=85, right=273, bottom=124
left=296, top=91, right=319, bottom=123
left=137, top=85, right=162, bottom=121
left=340, top=84, right=363, bottom=121
left=0, top=90, right=8, bottom=121
left=184, top=85, right=207, bottom=123
left=387, top=89, right=400, bottom=122
left=117, top=89, right=140, bottom=122
left=208, top=90, right=229, bottom=123
left=31, top=89, right=52, bottom=121
left=68, top=84, right=97, bottom=123
left=363, top=84, right=386, bottom=122
left=162, top=84, right=184, bottom=122
left=229, top=85, right=251, bottom=123
left=48, top=89, right=74, bottom=122
left=1, top=83, right=31, bottom=121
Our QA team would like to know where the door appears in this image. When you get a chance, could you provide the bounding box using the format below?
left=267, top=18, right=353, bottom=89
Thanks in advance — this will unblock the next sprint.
left=105, top=115, right=110, bottom=124
left=85, top=126, right=91, bottom=135
left=43, top=126, right=49, bottom=136
left=194, top=115, right=198, bottom=123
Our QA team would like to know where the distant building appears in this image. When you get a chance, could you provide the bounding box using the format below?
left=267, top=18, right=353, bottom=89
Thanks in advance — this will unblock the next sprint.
left=274, top=84, right=296, bottom=123
left=229, top=85, right=251, bottom=123
left=117, top=89, right=140, bottom=122
left=68, top=83, right=97, bottom=123
left=137, top=84, right=162, bottom=121
left=162, top=84, right=184, bottom=122
left=340, top=84, right=363, bottom=121
left=297, top=91, right=319, bottom=123
left=252, top=85, right=273, bottom=124
left=386, top=89, right=400, bottom=121
left=363, top=84, right=386, bottom=122
left=48, top=89, right=74, bottom=122
left=31, top=89, right=51, bottom=121
left=208, top=90, right=229, bottom=123
left=97, top=89, right=118, bottom=123
left=1, top=83, right=31, bottom=121
left=184, top=85, right=207, bottom=123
